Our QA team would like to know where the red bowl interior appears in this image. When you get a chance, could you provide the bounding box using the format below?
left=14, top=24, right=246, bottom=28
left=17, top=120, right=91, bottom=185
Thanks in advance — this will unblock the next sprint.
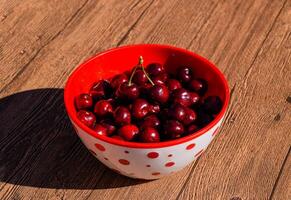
left=64, top=44, right=230, bottom=148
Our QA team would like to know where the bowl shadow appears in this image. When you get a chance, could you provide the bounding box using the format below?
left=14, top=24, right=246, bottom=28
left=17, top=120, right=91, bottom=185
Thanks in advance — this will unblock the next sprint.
left=0, top=89, right=148, bottom=189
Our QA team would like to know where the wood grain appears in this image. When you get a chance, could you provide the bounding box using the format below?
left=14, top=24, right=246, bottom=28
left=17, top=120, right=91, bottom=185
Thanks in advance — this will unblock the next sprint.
left=0, top=0, right=290, bottom=199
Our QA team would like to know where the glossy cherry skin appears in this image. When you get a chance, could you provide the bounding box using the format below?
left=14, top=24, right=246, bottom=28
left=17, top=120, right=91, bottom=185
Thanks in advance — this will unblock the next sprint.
left=94, top=100, right=113, bottom=117
left=189, top=92, right=200, bottom=105
left=93, top=124, right=108, bottom=136
left=77, top=110, right=96, bottom=128
left=114, top=106, right=131, bottom=125
left=118, top=124, right=139, bottom=141
left=89, top=80, right=112, bottom=100
left=196, top=111, right=214, bottom=127
left=140, top=127, right=160, bottom=142
left=148, top=103, right=160, bottom=114
left=149, top=84, right=169, bottom=104
left=75, top=93, right=93, bottom=110
left=131, top=98, right=150, bottom=119
left=189, top=79, right=207, bottom=95
left=163, top=120, right=185, bottom=139
left=172, top=88, right=192, bottom=106
left=187, top=124, right=199, bottom=134
left=100, top=119, right=116, bottom=135
left=183, top=107, right=197, bottom=125
left=116, top=82, right=140, bottom=100
left=111, top=74, right=128, bottom=89
left=177, top=66, right=192, bottom=83
left=146, top=63, right=165, bottom=76
left=152, top=73, right=168, bottom=85
left=203, top=96, right=223, bottom=114
left=168, top=104, right=186, bottom=122
left=140, top=114, right=160, bottom=129
left=133, top=69, right=148, bottom=85
left=167, top=79, right=182, bottom=92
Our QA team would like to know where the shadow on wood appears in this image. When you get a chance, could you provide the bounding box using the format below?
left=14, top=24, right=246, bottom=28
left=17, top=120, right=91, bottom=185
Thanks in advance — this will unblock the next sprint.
left=0, top=89, right=148, bottom=189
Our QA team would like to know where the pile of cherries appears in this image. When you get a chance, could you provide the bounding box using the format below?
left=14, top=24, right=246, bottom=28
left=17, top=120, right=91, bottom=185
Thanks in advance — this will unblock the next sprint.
left=75, top=56, right=222, bottom=143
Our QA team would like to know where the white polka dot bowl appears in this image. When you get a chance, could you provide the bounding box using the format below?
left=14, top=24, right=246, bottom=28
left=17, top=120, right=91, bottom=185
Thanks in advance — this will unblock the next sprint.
left=64, top=44, right=230, bottom=180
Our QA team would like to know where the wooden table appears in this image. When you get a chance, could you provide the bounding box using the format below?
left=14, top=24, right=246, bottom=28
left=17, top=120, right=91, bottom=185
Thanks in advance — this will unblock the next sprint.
left=0, top=0, right=290, bottom=199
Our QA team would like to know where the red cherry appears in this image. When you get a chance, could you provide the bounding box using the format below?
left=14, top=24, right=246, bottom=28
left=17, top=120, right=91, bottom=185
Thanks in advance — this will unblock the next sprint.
left=118, top=124, right=139, bottom=141
left=114, top=106, right=131, bottom=125
left=203, top=96, right=223, bottom=114
left=140, top=114, right=160, bottom=129
left=140, top=127, right=160, bottom=142
left=133, top=69, right=148, bottom=85
left=150, top=84, right=169, bottom=104
left=187, top=124, right=199, bottom=134
left=94, top=100, right=113, bottom=117
left=77, top=110, right=96, bottom=128
left=172, top=88, right=192, bottom=107
left=152, top=73, right=168, bottom=85
left=183, top=108, right=197, bottom=125
left=189, top=79, right=207, bottom=95
left=177, top=66, right=192, bottom=83
left=100, top=119, right=116, bottom=135
left=116, top=82, right=140, bottom=100
left=93, top=124, right=108, bottom=136
left=111, top=74, right=128, bottom=89
left=190, top=92, right=200, bottom=105
left=148, top=103, right=160, bottom=114
left=168, top=104, right=186, bottom=122
left=89, top=80, right=112, bottom=100
left=131, top=98, right=150, bottom=119
left=146, top=63, right=165, bottom=76
left=167, top=79, right=182, bottom=91
left=75, top=94, right=93, bottom=110
left=163, top=120, right=184, bottom=139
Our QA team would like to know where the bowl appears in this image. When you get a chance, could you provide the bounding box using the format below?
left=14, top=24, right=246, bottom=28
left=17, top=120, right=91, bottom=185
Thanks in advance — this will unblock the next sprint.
left=64, top=44, right=230, bottom=180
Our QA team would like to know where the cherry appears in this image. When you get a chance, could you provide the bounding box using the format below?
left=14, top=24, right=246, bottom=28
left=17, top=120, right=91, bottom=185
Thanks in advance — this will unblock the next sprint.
left=111, top=74, right=128, bottom=89
left=140, top=127, right=160, bottom=142
left=100, top=119, right=116, bottom=135
left=203, top=96, right=222, bottom=114
left=163, top=120, right=184, bottom=139
left=148, top=103, right=160, bottom=114
left=94, top=100, right=113, bottom=117
left=114, top=106, right=131, bottom=125
left=167, top=79, right=182, bottom=91
left=196, top=111, right=214, bottom=127
left=146, top=63, right=165, bottom=76
left=133, top=69, right=148, bottom=85
left=118, top=124, right=139, bottom=141
left=177, top=66, right=192, bottom=83
left=89, top=80, right=112, bottom=100
left=150, top=84, right=169, bottom=104
left=75, top=94, right=93, bottom=110
left=189, top=79, right=207, bottom=95
left=111, top=135, right=125, bottom=141
left=116, top=82, right=140, bottom=100
left=159, top=108, right=169, bottom=121
left=183, top=108, right=197, bottom=125
left=77, top=110, right=96, bottom=128
left=152, top=73, right=168, bottom=85
left=189, top=92, right=200, bottom=105
left=168, top=104, right=186, bottom=122
left=93, top=124, right=108, bottom=136
left=131, top=98, right=150, bottom=119
left=140, top=114, right=160, bottom=129
left=187, top=124, right=199, bottom=134
left=172, top=88, right=192, bottom=106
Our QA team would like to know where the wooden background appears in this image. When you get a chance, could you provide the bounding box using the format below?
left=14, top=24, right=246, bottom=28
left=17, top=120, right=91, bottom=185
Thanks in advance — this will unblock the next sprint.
left=0, top=0, right=290, bottom=199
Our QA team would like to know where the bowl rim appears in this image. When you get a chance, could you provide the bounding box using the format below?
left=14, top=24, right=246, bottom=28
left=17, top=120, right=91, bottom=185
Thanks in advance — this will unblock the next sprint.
left=64, top=44, right=230, bottom=149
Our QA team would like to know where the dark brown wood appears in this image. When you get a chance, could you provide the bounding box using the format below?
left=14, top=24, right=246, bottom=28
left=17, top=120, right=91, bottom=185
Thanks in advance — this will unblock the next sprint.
left=0, top=0, right=290, bottom=199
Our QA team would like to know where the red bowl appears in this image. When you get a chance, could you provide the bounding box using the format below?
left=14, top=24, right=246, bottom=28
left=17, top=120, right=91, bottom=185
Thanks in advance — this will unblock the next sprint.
left=64, top=44, right=230, bottom=179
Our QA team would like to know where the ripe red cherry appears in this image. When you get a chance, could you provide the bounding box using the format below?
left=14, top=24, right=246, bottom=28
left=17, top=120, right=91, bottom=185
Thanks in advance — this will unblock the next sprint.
left=114, top=106, right=131, bottom=125
left=140, top=127, right=160, bottom=142
left=116, top=82, right=140, bottom=100
left=150, top=84, right=169, bottom=104
left=189, top=79, right=207, bottom=95
left=89, top=80, right=112, bottom=100
left=118, top=124, right=139, bottom=141
left=168, top=104, right=186, bottom=122
left=131, top=98, right=150, bottom=119
left=163, top=120, right=184, bottom=139
left=111, top=74, right=128, bottom=89
left=77, top=110, right=96, bottom=128
left=177, top=66, right=192, bottom=83
left=94, top=100, right=113, bottom=117
left=148, top=103, right=160, bottom=114
left=190, top=92, right=200, bottom=105
left=197, top=111, right=214, bottom=127
left=152, top=73, right=168, bottom=85
left=167, top=79, right=182, bottom=91
left=183, top=108, right=197, bottom=125
left=133, top=69, right=148, bottom=85
left=203, top=96, right=223, bottom=114
left=100, top=119, right=116, bottom=135
left=187, top=124, right=199, bottom=134
left=146, top=63, right=164, bottom=76
left=75, top=93, right=93, bottom=110
left=140, top=114, right=160, bottom=129
left=94, top=124, right=108, bottom=136
left=172, top=88, right=192, bottom=106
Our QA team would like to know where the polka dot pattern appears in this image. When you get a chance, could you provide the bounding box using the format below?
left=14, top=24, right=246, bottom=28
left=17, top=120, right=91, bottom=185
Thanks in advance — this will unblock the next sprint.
left=165, top=162, right=175, bottom=167
left=147, top=152, right=159, bottom=159
left=124, top=150, right=129, bottom=154
left=94, top=143, right=105, bottom=151
left=89, top=149, right=96, bottom=156
left=152, top=172, right=160, bottom=176
left=104, top=157, right=108, bottom=160
left=168, top=154, right=173, bottom=157
left=212, top=127, right=220, bottom=137
left=146, top=164, right=151, bottom=167
left=119, top=159, right=130, bottom=165
left=186, top=143, right=196, bottom=150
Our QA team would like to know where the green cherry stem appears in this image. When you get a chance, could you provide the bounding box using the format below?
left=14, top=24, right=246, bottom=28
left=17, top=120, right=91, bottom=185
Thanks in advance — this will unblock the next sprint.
left=139, top=56, right=155, bottom=86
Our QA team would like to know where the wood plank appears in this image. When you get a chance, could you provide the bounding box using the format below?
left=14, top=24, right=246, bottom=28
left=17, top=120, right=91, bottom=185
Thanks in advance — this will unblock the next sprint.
left=177, top=0, right=291, bottom=199
left=271, top=148, right=291, bottom=200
